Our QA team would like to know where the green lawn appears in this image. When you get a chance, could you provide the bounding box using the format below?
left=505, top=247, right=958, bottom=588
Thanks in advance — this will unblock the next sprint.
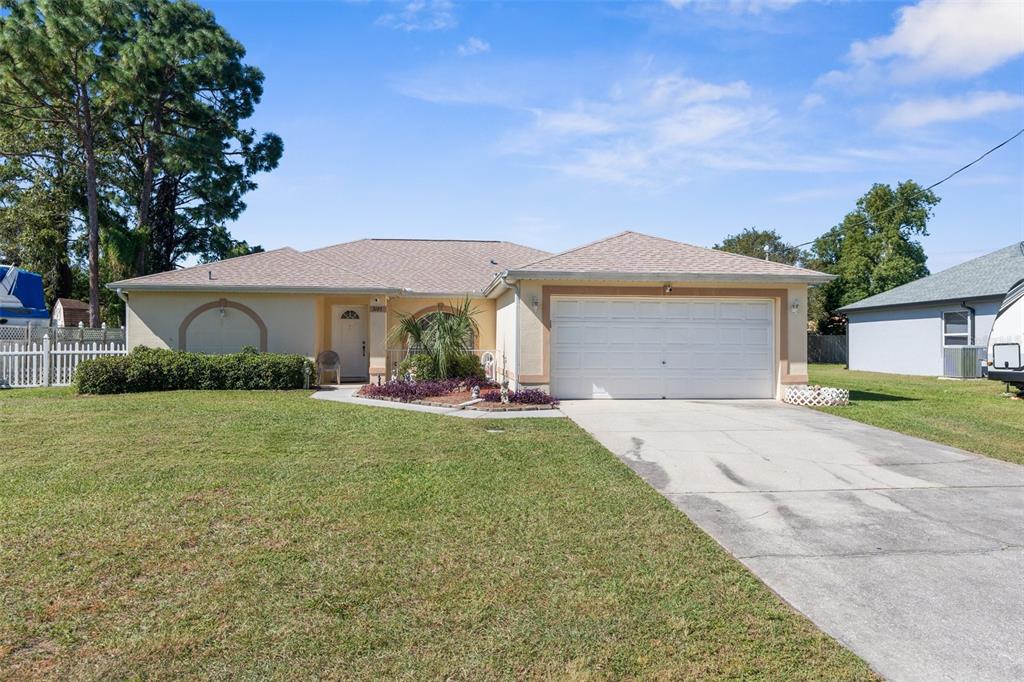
left=809, top=364, right=1024, bottom=465
left=0, top=389, right=874, bottom=680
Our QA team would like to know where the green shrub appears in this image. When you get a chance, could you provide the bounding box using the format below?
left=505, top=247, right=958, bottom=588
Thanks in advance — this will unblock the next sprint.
left=396, top=353, right=437, bottom=380
left=395, top=352, right=483, bottom=381
left=450, top=353, right=485, bottom=380
left=75, top=347, right=314, bottom=394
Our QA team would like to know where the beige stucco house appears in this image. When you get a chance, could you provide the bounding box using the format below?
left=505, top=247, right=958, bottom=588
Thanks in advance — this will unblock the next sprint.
left=109, top=231, right=832, bottom=399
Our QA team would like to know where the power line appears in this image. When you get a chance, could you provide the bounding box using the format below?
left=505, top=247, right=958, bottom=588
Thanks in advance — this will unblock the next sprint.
left=793, top=127, right=1024, bottom=250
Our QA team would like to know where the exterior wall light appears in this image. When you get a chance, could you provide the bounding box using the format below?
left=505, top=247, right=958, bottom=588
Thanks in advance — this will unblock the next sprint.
left=791, top=298, right=800, bottom=313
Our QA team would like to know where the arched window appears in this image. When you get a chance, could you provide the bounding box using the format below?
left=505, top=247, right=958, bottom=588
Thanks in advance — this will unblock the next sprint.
left=340, top=309, right=360, bottom=320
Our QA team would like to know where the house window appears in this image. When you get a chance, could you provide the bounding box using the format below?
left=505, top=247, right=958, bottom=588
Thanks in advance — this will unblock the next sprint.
left=340, top=310, right=360, bottom=320
left=942, top=311, right=970, bottom=346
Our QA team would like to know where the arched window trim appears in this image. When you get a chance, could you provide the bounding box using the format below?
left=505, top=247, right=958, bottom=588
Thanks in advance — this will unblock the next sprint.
left=178, top=298, right=268, bottom=352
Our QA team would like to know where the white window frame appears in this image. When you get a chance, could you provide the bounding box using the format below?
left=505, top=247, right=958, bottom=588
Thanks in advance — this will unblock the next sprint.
left=941, top=310, right=971, bottom=347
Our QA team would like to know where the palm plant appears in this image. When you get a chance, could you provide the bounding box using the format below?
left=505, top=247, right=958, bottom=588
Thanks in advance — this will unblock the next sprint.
left=388, top=297, right=480, bottom=379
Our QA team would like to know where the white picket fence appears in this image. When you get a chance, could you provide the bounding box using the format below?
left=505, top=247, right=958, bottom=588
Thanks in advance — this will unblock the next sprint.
left=0, top=335, right=127, bottom=388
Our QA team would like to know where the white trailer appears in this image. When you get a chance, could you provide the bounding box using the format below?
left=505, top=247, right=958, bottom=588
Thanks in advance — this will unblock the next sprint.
left=986, top=277, right=1024, bottom=391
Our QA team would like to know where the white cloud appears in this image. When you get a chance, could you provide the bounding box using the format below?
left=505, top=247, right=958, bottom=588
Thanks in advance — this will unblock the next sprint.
left=836, top=0, right=1024, bottom=83
left=501, top=73, right=784, bottom=183
left=376, top=0, right=456, bottom=32
left=456, top=37, right=490, bottom=57
left=881, top=90, right=1024, bottom=128
left=801, top=93, right=825, bottom=110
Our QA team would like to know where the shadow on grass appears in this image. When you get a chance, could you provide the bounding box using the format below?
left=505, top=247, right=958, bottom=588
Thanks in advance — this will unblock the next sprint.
left=849, top=390, right=919, bottom=402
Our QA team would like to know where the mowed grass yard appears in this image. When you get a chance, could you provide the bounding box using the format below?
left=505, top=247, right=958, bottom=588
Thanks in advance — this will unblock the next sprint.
left=809, top=364, right=1024, bottom=465
left=0, top=389, right=875, bottom=680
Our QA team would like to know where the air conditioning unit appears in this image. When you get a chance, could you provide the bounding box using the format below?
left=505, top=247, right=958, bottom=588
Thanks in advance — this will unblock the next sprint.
left=943, top=346, right=986, bottom=378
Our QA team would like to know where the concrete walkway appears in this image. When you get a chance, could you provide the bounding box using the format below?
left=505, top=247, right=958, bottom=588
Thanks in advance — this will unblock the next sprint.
left=311, top=385, right=565, bottom=419
left=559, top=399, right=1024, bottom=682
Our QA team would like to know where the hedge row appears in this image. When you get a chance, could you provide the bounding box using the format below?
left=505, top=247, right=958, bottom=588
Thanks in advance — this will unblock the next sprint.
left=75, top=347, right=314, bottom=394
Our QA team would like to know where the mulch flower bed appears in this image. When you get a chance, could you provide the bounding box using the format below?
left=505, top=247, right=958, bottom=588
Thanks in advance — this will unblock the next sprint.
left=355, top=379, right=558, bottom=411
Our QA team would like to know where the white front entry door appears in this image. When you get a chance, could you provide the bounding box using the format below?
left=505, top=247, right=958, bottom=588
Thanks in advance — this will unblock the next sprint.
left=550, top=297, right=775, bottom=399
left=332, top=305, right=369, bottom=379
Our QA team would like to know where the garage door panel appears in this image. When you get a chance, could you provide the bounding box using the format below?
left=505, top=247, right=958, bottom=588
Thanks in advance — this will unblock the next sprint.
left=691, top=302, right=717, bottom=319
left=551, top=296, right=775, bottom=399
left=553, top=351, right=582, bottom=370
left=552, top=299, right=581, bottom=318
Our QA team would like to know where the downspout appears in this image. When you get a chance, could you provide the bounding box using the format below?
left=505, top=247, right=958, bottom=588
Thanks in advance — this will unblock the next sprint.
left=960, top=301, right=976, bottom=345
left=115, top=287, right=129, bottom=339
left=511, top=279, right=521, bottom=390
left=501, top=270, right=524, bottom=387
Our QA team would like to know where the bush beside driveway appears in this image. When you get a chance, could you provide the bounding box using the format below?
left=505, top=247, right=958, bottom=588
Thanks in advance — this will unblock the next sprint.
left=0, top=389, right=874, bottom=680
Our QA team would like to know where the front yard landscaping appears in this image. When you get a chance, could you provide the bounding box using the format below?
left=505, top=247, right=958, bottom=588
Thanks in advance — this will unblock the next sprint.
left=0, top=388, right=873, bottom=679
left=809, top=364, right=1024, bottom=465
left=358, top=378, right=559, bottom=411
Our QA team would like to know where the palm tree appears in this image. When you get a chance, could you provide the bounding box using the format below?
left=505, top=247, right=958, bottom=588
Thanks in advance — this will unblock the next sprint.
left=388, top=297, right=480, bottom=379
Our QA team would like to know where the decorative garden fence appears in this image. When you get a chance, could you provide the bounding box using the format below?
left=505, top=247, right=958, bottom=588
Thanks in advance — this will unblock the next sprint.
left=0, top=335, right=127, bottom=388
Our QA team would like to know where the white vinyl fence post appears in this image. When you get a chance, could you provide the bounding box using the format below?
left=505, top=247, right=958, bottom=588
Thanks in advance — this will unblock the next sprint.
left=42, top=333, right=51, bottom=387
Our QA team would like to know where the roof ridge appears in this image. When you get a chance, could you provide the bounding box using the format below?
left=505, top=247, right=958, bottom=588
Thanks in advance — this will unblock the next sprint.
left=113, top=247, right=296, bottom=284
left=511, top=230, right=637, bottom=270
left=513, top=230, right=820, bottom=275
left=301, top=248, right=396, bottom=289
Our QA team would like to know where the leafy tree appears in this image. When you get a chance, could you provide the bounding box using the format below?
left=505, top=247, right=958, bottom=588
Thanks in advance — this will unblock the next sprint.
left=805, top=180, right=938, bottom=333
left=0, top=0, right=130, bottom=325
left=106, top=0, right=282, bottom=276
left=0, top=0, right=279, bottom=324
left=0, top=123, right=85, bottom=306
left=714, top=227, right=801, bottom=265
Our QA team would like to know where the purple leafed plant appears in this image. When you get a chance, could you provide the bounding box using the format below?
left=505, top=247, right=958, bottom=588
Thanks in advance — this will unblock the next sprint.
left=481, top=388, right=558, bottom=405
left=362, top=378, right=499, bottom=402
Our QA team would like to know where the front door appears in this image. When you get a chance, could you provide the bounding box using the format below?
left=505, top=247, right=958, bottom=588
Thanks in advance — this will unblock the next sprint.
left=332, top=305, right=368, bottom=380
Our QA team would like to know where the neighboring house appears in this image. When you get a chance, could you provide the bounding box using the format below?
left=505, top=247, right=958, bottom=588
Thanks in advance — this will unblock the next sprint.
left=839, top=242, right=1024, bottom=376
left=109, top=231, right=832, bottom=399
left=51, top=298, right=90, bottom=327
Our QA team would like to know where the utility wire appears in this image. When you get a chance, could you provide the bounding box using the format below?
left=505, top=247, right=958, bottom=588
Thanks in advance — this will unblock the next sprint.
left=791, top=127, right=1024, bottom=250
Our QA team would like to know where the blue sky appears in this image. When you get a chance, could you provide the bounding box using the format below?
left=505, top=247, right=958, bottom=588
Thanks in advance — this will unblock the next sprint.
left=205, top=0, right=1023, bottom=272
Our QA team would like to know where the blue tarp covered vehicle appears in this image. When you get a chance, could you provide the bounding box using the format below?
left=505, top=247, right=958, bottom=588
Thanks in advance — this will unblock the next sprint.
left=0, top=265, right=50, bottom=326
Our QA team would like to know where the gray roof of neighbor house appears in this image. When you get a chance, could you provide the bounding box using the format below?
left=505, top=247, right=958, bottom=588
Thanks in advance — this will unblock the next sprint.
left=108, top=247, right=395, bottom=293
left=499, top=231, right=833, bottom=284
left=838, top=242, right=1024, bottom=313
left=308, top=239, right=551, bottom=295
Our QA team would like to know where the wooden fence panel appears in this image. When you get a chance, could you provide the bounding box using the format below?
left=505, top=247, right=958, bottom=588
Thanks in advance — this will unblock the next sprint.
left=808, top=334, right=848, bottom=365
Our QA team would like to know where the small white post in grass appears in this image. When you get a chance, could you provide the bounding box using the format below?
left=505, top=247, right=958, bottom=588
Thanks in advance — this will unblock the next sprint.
left=42, top=333, right=51, bottom=387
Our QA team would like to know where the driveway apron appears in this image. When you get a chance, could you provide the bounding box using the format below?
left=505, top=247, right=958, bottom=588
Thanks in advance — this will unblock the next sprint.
left=559, top=399, right=1024, bottom=682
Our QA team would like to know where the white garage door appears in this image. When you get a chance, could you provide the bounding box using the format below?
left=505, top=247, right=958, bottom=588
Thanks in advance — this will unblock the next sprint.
left=186, top=307, right=260, bottom=354
left=550, top=297, right=775, bottom=399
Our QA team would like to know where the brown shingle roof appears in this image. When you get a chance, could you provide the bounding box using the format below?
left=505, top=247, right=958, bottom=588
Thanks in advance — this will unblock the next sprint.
left=508, top=231, right=832, bottom=282
left=56, top=298, right=89, bottom=310
left=307, top=239, right=551, bottom=294
left=109, top=248, right=394, bottom=292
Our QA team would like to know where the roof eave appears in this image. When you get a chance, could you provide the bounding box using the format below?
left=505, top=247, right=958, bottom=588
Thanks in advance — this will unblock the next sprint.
left=839, top=292, right=1006, bottom=314
left=502, top=270, right=836, bottom=285
left=107, top=283, right=402, bottom=295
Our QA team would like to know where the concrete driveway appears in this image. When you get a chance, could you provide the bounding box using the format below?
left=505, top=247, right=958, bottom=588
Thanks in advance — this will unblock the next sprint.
left=559, top=399, right=1024, bottom=682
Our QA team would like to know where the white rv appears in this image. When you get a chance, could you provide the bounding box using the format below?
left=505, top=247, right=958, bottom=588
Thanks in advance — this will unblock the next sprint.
left=987, top=277, right=1024, bottom=391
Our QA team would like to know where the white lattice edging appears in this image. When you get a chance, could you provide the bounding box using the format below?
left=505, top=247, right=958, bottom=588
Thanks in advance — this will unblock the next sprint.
left=784, top=384, right=849, bottom=407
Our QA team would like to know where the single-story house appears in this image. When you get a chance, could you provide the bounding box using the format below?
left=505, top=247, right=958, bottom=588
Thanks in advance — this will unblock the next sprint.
left=839, top=242, right=1024, bottom=376
left=51, top=298, right=90, bottom=327
left=109, top=230, right=832, bottom=399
